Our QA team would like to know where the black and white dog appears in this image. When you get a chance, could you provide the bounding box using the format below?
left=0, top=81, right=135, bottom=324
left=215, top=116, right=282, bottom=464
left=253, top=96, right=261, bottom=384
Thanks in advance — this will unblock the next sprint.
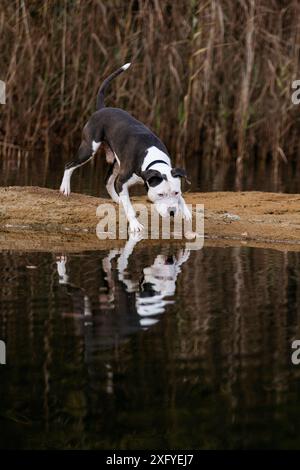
left=60, top=63, right=192, bottom=232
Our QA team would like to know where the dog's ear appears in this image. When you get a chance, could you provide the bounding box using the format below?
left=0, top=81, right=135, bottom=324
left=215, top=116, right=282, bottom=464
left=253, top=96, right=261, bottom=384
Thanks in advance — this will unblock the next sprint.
left=141, top=169, right=167, bottom=187
left=171, top=168, right=191, bottom=184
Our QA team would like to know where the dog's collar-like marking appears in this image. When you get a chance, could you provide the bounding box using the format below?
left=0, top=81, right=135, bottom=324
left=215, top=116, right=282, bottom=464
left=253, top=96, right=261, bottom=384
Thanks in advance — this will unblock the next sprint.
left=145, top=160, right=170, bottom=171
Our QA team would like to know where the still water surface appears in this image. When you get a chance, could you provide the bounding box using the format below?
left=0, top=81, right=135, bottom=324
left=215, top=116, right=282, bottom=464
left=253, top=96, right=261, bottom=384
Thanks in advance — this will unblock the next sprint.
left=1, top=242, right=300, bottom=449
left=2, top=148, right=298, bottom=195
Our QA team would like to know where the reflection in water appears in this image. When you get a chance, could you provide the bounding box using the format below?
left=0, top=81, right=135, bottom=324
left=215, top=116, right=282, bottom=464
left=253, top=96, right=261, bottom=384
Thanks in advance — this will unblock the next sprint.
left=1, top=244, right=300, bottom=449
left=56, top=235, right=190, bottom=353
left=101, top=235, right=190, bottom=326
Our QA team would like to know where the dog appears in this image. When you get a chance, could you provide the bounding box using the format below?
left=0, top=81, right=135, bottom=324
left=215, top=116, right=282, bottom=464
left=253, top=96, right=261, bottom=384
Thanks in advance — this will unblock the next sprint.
left=60, top=63, right=192, bottom=232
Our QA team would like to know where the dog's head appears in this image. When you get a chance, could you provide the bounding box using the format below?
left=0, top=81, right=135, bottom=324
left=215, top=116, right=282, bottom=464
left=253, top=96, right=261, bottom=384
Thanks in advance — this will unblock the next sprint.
left=141, top=255, right=178, bottom=296
left=142, top=167, right=189, bottom=217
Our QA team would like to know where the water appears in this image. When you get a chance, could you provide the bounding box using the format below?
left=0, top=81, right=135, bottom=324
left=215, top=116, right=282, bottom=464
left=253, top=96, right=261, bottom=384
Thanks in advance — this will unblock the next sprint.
left=1, top=242, right=300, bottom=449
left=2, top=148, right=299, bottom=195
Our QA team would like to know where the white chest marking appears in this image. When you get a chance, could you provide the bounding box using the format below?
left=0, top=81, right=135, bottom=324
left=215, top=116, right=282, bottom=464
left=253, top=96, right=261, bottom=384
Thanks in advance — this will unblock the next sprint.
left=92, top=140, right=101, bottom=154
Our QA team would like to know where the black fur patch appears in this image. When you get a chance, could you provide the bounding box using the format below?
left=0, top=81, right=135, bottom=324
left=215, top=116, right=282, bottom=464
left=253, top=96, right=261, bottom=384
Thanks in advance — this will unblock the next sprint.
left=141, top=169, right=167, bottom=187
left=171, top=168, right=187, bottom=178
left=171, top=167, right=191, bottom=184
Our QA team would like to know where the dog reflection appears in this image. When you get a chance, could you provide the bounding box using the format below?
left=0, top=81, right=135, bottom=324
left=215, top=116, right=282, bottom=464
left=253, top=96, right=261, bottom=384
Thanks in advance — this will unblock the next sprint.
left=56, top=239, right=190, bottom=395
left=56, top=255, right=92, bottom=321
left=102, top=235, right=190, bottom=327
left=56, top=237, right=190, bottom=340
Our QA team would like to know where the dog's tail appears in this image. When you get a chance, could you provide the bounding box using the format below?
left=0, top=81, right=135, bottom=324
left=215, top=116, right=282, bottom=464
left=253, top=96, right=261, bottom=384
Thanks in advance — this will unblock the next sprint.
left=96, top=63, right=131, bottom=110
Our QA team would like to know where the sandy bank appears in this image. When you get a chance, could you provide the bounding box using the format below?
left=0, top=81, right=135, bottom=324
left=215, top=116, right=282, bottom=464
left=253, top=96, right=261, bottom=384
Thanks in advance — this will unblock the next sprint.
left=1, top=186, right=300, bottom=252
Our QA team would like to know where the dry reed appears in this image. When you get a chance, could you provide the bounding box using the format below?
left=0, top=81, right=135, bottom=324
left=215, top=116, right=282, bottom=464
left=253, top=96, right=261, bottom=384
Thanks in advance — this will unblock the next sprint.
left=1, top=0, right=300, bottom=190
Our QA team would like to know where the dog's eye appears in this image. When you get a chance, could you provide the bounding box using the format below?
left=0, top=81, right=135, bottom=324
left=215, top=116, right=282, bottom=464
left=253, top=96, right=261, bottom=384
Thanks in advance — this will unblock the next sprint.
left=175, top=192, right=179, bottom=196
left=158, top=193, right=164, bottom=197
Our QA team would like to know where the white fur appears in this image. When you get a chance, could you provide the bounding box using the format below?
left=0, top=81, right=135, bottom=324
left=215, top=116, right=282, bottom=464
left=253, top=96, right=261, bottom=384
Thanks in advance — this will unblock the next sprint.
left=101, top=236, right=191, bottom=331
left=119, top=174, right=144, bottom=232
left=140, top=146, right=185, bottom=217
left=179, top=195, right=192, bottom=221
left=113, top=151, right=121, bottom=166
left=139, top=318, right=159, bottom=327
left=92, top=140, right=101, bottom=153
left=141, top=146, right=171, bottom=172
left=136, top=251, right=190, bottom=319
left=126, top=173, right=144, bottom=186
left=122, top=63, right=131, bottom=70
left=128, top=217, right=144, bottom=233
left=56, top=256, right=69, bottom=284
left=60, top=142, right=100, bottom=196
left=106, top=173, right=120, bottom=204
left=60, top=168, right=75, bottom=196
left=147, top=173, right=182, bottom=218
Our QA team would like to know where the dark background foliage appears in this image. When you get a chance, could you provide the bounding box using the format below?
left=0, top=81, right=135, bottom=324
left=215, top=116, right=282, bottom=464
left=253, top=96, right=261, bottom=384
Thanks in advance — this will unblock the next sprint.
left=1, top=0, right=300, bottom=190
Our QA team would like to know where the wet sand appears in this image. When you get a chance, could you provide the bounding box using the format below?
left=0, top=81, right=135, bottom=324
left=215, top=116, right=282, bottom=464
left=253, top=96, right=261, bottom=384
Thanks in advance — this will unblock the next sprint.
left=1, top=186, right=300, bottom=252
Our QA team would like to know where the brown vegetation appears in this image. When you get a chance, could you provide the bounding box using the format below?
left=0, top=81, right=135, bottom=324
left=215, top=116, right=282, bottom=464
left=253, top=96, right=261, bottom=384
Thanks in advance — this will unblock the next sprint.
left=1, top=0, right=300, bottom=190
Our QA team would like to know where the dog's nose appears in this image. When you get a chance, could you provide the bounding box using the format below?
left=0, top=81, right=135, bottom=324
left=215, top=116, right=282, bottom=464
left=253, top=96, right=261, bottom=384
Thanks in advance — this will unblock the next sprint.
left=168, top=207, right=176, bottom=217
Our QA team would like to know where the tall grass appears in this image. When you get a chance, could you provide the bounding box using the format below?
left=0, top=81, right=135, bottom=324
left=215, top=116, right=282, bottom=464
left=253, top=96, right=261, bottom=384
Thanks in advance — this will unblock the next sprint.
left=1, top=0, right=300, bottom=190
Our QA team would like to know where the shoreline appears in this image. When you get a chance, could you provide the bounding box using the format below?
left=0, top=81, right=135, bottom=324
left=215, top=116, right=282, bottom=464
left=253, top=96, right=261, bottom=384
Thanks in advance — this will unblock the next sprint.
left=1, top=186, right=300, bottom=252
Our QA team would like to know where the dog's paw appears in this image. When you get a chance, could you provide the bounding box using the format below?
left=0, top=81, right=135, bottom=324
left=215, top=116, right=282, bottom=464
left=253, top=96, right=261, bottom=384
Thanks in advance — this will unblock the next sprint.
left=177, top=249, right=190, bottom=264
left=129, top=231, right=144, bottom=243
left=56, top=255, right=67, bottom=263
left=60, top=185, right=70, bottom=196
left=56, top=255, right=68, bottom=282
left=129, top=218, right=144, bottom=233
left=183, top=206, right=192, bottom=222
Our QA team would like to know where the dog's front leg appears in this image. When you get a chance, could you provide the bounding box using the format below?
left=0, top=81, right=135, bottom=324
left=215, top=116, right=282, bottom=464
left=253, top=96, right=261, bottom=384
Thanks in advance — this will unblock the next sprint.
left=56, top=255, right=69, bottom=285
left=118, top=182, right=144, bottom=233
left=117, top=232, right=143, bottom=273
left=176, top=248, right=191, bottom=268
left=117, top=233, right=143, bottom=291
left=179, top=196, right=192, bottom=221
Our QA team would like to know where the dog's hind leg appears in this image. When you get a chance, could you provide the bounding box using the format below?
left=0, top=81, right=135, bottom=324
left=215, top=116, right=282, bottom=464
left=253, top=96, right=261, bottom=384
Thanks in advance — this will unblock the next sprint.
left=60, top=138, right=101, bottom=196
left=102, top=143, right=120, bottom=203
left=179, top=195, right=192, bottom=221
left=105, top=162, right=120, bottom=203
left=60, top=123, right=102, bottom=196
